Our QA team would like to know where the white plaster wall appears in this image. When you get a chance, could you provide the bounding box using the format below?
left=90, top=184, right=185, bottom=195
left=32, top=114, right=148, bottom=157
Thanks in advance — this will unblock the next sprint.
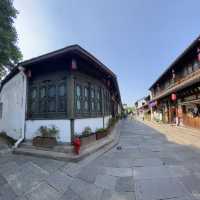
left=104, top=115, right=112, bottom=128
left=0, top=72, right=26, bottom=140
left=25, top=120, right=71, bottom=143
left=75, top=117, right=103, bottom=134
left=75, top=115, right=112, bottom=135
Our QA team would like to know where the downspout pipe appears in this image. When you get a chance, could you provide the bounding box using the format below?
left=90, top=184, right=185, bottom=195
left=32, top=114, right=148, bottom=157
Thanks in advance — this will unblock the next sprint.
left=14, top=66, right=27, bottom=149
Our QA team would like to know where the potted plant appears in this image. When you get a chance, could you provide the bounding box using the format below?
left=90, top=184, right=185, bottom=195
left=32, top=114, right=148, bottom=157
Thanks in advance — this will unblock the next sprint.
left=79, top=126, right=96, bottom=146
left=106, top=116, right=120, bottom=134
left=32, top=125, right=59, bottom=148
left=95, top=128, right=108, bottom=140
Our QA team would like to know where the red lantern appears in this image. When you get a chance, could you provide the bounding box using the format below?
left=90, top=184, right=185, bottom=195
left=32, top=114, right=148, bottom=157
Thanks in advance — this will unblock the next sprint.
left=107, top=80, right=111, bottom=87
left=197, top=48, right=200, bottom=62
left=26, top=70, right=32, bottom=78
left=71, top=59, right=77, bottom=70
left=171, top=93, right=176, bottom=101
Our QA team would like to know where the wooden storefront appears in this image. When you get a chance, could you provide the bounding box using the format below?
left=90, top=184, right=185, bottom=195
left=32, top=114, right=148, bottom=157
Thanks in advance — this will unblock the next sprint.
left=178, top=84, right=200, bottom=129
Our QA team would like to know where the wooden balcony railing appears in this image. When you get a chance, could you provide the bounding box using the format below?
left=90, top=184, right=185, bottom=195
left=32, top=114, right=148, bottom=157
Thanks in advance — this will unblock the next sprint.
left=152, top=68, right=200, bottom=100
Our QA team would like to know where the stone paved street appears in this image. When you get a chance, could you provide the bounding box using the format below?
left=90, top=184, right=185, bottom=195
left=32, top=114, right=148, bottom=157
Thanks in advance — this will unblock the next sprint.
left=1, top=119, right=200, bottom=199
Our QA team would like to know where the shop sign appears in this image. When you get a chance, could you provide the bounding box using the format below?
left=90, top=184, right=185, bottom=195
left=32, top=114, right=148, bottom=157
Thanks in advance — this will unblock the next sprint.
left=149, top=101, right=157, bottom=108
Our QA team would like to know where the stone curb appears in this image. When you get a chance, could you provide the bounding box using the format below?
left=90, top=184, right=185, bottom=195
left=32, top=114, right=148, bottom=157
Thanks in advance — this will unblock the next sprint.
left=13, top=121, right=122, bottom=162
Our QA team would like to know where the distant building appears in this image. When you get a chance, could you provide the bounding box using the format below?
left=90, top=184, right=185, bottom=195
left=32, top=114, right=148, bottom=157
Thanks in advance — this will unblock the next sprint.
left=135, top=95, right=151, bottom=120
left=0, top=45, right=122, bottom=143
left=149, top=35, right=200, bottom=128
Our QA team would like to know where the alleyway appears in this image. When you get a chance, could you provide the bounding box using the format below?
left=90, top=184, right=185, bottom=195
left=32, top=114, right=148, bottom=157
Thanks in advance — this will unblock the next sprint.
left=1, top=119, right=200, bottom=199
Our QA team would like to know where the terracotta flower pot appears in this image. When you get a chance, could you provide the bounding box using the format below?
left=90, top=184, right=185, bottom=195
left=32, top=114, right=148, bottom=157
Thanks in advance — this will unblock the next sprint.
left=79, top=133, right=96, bottom=146
left=96, top=131, right=107, bottom=140
left=32, top=136, right=57, bottom=148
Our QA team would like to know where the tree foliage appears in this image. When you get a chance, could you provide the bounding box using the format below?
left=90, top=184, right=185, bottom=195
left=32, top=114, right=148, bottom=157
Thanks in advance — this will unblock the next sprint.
left=0, top=0, right=22, bottom=80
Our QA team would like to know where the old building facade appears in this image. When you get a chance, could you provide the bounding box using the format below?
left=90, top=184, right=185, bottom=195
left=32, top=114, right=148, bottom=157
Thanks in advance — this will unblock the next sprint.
left=135, top=95, right=151, bottom=120
left=0, top=45, right=122, bottom=143
left=149, top=36, right=200, bottom=128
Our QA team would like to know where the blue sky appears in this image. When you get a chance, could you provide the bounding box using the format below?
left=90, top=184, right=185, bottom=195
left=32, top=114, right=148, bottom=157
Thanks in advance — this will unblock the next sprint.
left=14, top=0, right=200, bottom=106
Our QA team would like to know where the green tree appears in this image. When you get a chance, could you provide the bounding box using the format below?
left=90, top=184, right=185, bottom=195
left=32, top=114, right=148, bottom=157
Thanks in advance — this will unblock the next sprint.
left=0, top=0, right=22, bottom=80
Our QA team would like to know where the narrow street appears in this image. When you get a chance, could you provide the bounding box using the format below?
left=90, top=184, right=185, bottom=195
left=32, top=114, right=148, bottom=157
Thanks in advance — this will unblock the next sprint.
left=1, top=119, right=200, bottom=200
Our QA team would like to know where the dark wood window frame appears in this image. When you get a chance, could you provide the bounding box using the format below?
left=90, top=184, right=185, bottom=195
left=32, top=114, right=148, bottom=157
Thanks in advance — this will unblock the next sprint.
left=75, top=83, right=82, bottom=114
left=83, top=84, right=90, bottom=114
left=28, top=79, right=67, bottom=119
left=74, top=79, right=109, bottom=118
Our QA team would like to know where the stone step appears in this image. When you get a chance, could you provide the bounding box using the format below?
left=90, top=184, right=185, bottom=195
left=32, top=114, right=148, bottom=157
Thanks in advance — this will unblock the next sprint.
left=13, top=122, right=120, bottom=162
left=13, top=147, right=77, bottom=161
left=19, top=141, right=74, bottom=153
left=13, top=133, right=116, bottom=162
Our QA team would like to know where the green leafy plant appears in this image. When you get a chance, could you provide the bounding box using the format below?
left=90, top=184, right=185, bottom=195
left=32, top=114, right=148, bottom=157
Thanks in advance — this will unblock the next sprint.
left=0, top=131, right=16, bottom=146
left=38, top=125, right=59, bottom=138
left=107, top=117, right=117, bottom=128
left=95, top=128, right=107, bottom=133
left=82, top=126, right=92, bottom=136
left=0, top=0, right=22, bottom=80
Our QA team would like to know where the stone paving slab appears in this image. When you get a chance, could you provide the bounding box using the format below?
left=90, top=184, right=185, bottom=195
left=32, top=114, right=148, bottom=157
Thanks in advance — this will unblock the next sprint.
left=101, top=189, right=136, bottom=200
left=133, top=166, right=171, bottom=180
left=135, top=177, right=192, bottom=200
left=59, top=189, right=81, bottom=200
left=180, top=174, right=200, bottom=197
left=0, top=174, right=7, bottom=186
left=76, top=165, right=105, bottom=183
left=115, top=176, right=134, bottom=192
left=2, top=119, right=200, bottom=199
left=6, top=162, right=49, bottom=196
left=0, top=183, right=17, bottom=200
left=25, top=182, right=61, bottom=200
left=69, top=178, right=103, bottom=200
left=132, top=158, right=163, bottom=167
left=168, top=165, right=191, bottom=177
left=95, top=174, right=118, bottom=190
left=46, top=170, right=73, bottom=193
left=104, top=167, right=133, bottom=177
left=0, top=161, right=22, bottom=178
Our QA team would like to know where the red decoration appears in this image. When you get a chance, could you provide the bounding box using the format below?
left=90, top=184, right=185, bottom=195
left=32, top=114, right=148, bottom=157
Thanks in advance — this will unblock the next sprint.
left=197, top=48, right=200, bottom=62
left=107, top=80, right=111, bottom=87
left=71, top=59, right=77, bottom=70
left=171, top=93, right=176, bottom=101
left=26, top=70, right=32, bottom=78
left=198, top=54, right=200, bottom=62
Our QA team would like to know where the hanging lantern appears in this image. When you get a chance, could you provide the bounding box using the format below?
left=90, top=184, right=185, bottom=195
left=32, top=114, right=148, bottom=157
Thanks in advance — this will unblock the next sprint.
left=107, top=80, right=111, bottom=87
left=171, top=93, right=176, bottom=101
left=71, top=59, right=77, bottom=70
left=26, top=69, right=32, bottom=78
left=197, top=48, right=200, bottom=62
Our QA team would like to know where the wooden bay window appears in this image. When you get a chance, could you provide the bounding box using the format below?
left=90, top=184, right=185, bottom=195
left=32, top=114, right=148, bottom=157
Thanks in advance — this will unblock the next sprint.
left=28, top=79, right=67, bottom=119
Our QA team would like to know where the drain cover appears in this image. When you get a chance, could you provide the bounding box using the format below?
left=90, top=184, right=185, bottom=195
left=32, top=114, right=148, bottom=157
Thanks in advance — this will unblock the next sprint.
left=116, top=146, right=122, bottom=150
